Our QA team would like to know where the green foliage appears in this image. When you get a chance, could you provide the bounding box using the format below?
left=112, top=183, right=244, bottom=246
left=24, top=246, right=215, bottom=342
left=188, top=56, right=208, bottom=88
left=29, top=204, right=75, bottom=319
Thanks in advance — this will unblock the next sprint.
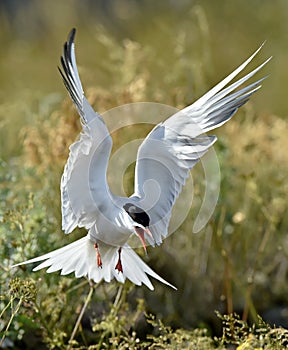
left=145, top=314, right=218, bottom=350
left=9, top=277, right=37, bottom=303
left=0, top=277, right=37, bottom=347
left=217, top=312, right=288, bottom=349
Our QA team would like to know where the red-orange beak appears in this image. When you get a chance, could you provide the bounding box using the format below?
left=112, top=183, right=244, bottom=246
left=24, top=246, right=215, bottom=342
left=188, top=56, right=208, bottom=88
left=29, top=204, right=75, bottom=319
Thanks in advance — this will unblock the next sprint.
left=134, top=226, right=153, bottom=254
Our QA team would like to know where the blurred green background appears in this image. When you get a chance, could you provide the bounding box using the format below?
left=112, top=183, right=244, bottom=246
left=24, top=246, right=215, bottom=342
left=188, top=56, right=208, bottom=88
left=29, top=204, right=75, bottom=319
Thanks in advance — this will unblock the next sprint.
left=1, top=0, right=288, bottom=349
left=0, top=0, right=287, bottom=160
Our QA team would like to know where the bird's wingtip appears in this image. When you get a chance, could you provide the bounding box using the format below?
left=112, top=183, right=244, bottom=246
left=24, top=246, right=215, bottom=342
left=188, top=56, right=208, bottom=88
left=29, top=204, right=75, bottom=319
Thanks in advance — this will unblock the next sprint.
left=68, top=28, right=76, bottom=43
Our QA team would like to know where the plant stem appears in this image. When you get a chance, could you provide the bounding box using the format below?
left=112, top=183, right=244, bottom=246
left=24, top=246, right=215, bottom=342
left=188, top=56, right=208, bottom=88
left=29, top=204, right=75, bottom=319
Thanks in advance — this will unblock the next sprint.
left=113, top=285, right=123, bottom=307
left=0, top=298, right=13, bottom=320
left=66, top=280, right=89, bottom=294
left=0, top=297, right=23, bottom=347
left=67, top=282, right=97, bottom=349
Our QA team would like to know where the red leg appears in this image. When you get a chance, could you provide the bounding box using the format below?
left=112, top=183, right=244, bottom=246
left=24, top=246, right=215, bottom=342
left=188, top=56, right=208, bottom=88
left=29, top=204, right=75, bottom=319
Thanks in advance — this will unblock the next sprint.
left=115, top=248, right=123, bottom=273
left=94, top=243, right=102, bottom=268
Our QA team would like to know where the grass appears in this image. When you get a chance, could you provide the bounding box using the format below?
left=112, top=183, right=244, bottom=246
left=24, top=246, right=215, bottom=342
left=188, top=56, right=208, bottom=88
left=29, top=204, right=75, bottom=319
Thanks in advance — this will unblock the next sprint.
left=1, top=1, right=288, bottom=348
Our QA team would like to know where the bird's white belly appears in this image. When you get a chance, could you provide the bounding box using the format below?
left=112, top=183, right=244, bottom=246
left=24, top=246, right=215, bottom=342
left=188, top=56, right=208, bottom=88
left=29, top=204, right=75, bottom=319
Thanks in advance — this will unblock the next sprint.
left=88, top=214, right=132, bottom=247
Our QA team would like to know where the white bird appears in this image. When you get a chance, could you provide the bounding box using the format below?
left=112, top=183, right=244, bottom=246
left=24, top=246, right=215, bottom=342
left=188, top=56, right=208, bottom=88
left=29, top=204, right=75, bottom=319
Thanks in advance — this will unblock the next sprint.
left=12, top=29, right=270, bottom=290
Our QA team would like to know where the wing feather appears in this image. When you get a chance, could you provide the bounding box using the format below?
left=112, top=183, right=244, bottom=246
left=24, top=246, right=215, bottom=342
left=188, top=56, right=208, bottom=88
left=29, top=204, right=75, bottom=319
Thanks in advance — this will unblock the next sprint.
left=59, top=28, right=113, bottom=234
left=132, top=46, right=270, bottom=245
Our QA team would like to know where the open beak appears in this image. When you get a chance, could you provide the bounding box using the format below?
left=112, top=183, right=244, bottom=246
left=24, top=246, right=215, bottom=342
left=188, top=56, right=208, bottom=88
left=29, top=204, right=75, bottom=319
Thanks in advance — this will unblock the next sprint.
left=134, top=226, right=153, bottom=254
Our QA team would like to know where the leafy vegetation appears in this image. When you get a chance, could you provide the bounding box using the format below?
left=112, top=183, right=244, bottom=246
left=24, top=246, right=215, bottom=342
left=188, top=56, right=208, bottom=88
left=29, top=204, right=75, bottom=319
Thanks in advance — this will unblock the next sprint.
left=1, top=1, right=288, bottom=348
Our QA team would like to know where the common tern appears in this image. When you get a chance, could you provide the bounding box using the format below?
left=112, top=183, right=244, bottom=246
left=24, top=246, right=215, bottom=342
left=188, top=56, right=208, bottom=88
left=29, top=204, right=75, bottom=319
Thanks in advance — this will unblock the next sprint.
left=12, top=29, right=270, bottom=290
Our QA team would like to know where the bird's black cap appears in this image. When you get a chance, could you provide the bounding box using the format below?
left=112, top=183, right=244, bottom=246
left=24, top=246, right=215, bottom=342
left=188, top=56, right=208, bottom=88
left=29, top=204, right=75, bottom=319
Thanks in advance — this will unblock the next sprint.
left=123, top=203, right=150, bottom=227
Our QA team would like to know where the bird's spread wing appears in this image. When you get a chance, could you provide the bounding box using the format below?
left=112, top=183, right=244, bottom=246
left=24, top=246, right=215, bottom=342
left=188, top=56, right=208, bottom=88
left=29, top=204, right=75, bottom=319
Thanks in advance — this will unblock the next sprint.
left=132, top=45, right=271, bottom=245
left=59, top=28, right=113, bottom=234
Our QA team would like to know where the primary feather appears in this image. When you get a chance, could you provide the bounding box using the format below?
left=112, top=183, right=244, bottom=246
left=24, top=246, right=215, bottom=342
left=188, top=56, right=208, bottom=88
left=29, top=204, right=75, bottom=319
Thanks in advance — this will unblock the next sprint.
left=132, top=49, right=271, bottom=245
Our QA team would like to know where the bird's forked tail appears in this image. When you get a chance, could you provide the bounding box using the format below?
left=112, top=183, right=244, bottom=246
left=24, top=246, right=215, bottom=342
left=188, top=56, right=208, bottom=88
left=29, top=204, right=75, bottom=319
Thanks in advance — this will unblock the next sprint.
left=12, top=236, right=176, bottom=291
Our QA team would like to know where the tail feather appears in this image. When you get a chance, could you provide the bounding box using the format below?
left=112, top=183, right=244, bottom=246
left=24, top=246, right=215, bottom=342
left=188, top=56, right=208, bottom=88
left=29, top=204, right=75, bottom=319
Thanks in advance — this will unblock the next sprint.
left=122, top=250, right=153, bottom=289
left=12, top=236, right=176, bottom=291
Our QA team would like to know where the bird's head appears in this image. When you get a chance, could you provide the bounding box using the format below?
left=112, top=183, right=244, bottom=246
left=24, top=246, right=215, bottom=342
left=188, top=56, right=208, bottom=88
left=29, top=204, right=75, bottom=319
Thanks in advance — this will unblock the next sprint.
left=123, top=203, right=153, bottom=253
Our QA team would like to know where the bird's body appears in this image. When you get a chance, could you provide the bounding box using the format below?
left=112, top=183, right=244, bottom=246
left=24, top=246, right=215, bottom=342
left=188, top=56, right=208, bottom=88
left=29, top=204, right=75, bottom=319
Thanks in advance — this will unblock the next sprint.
left=12, top=29, right=270, bottom=290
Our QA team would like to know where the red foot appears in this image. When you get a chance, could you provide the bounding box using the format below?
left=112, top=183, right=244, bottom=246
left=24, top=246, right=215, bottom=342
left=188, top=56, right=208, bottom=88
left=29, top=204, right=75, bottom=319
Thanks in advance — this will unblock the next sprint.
left=115, top=248, right=123, bottom=273
left=94, top=243, right=102, bottom=268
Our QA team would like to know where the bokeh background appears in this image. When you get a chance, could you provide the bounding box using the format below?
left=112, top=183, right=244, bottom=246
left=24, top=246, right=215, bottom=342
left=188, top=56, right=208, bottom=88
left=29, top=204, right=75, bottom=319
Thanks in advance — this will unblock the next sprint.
left=1, top=0, right=288, bottom=349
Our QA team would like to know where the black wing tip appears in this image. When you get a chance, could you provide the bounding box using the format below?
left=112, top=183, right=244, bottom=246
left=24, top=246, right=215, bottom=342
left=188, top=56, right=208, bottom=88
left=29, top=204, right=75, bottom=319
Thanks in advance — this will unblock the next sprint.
left=60, top=29, right=76, bottom=66
left=65, top=28, right=76, bottom=61
left=68, top=28, right=76, bottom=43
